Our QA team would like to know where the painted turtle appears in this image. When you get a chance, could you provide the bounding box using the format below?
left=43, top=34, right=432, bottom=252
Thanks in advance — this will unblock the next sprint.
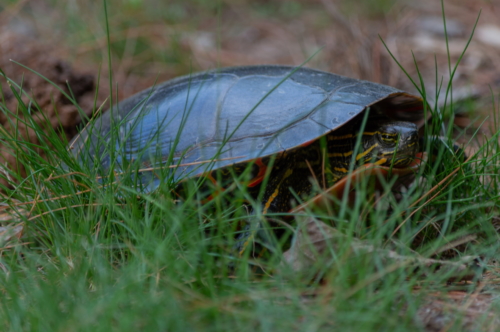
left=71, top=65, right=426, bottom=252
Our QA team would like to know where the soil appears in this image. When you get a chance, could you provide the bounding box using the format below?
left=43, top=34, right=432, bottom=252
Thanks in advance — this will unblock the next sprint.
left=0, top=31, right=105, bottom=188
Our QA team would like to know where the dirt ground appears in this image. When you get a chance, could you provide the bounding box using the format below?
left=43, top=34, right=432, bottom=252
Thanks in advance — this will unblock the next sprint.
left=1, top=0, right=499, bottom=330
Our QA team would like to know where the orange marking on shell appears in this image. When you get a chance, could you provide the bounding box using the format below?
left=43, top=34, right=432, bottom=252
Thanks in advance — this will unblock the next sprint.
left=248, top=158, right=268, bottom=188
left=201, top=194, right=214, bottom=204
left=300, top=139, right=316, bottom=148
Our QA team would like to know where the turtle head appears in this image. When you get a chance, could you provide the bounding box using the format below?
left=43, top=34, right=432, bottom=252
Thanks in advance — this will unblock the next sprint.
left=359, top=120, right=419, bottom=167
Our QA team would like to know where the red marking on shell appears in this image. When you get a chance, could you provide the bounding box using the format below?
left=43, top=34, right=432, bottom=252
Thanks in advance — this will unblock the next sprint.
left=248, top=158, right=268, bottom=188
left=300, top=139, right=316, bottom=148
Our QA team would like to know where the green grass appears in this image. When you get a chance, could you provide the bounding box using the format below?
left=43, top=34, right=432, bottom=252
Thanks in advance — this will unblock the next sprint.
left=1, top=2, right=500, bottom=332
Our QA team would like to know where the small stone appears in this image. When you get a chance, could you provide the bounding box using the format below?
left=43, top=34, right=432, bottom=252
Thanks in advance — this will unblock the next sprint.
left=476, top=25, right=500, bottom=48
left=417, top=17, right=465, bottom=38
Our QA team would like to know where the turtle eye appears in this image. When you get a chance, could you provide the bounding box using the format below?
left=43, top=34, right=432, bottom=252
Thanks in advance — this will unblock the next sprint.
left=378, top=132, right=398, bottom=146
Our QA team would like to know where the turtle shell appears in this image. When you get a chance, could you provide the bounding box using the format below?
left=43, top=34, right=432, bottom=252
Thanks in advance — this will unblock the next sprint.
left=71, top=65, right=425, bottom=189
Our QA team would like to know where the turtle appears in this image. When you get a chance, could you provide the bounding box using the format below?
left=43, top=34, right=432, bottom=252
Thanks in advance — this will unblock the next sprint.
left=70, top=65, right=426, bottom=254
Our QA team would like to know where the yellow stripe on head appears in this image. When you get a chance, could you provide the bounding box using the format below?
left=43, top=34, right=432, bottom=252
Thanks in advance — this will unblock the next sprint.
left=355, top=143, right=378, bottom=161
